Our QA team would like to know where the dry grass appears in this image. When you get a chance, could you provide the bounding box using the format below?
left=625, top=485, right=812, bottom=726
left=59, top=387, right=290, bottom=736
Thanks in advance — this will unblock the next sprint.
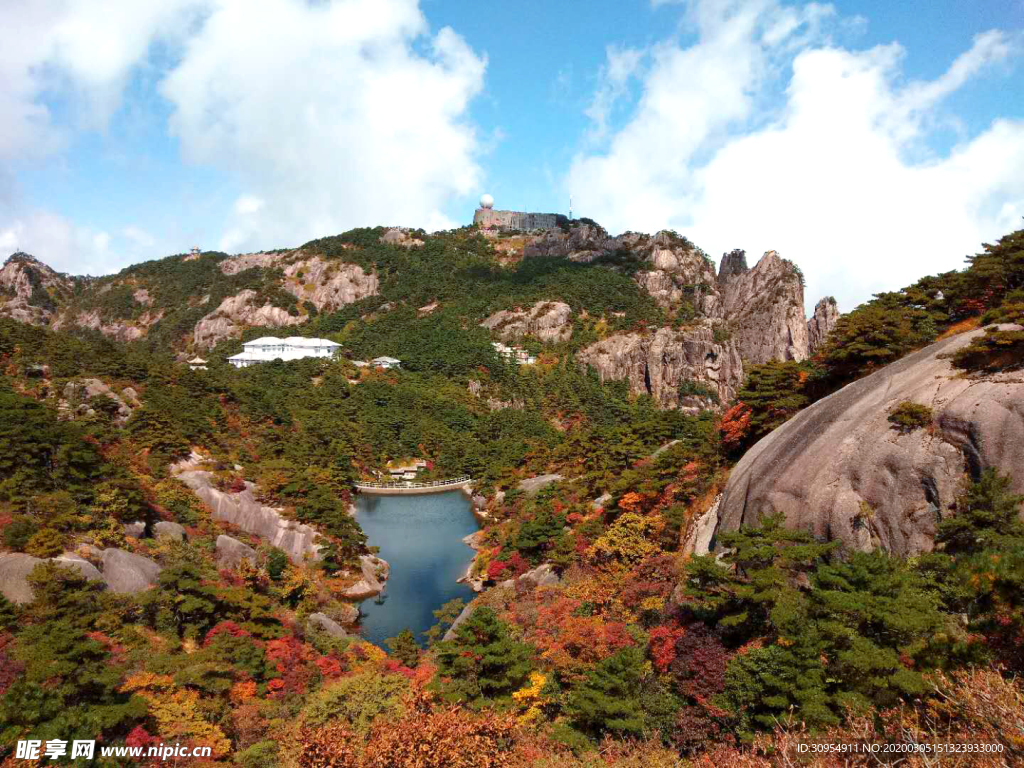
left=936, top=316, right=982, bottom=341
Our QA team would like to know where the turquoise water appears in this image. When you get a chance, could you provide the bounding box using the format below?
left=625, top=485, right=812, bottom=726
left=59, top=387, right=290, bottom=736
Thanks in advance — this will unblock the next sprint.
left=354, top=490, right=478, bottom=647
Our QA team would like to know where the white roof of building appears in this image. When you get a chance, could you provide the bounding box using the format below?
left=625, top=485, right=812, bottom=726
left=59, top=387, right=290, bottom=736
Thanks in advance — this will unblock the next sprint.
left=227, top=352, right=258, bottom=361
left=243, top=336, right=341, bottom=348
left=372, top=356, right=402, bottom=364
left=188, top=356, right=207, bottom=363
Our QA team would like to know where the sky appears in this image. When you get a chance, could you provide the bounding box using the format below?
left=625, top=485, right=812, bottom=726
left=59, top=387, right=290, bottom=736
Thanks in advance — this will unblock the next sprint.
left=1, top=0, right=1022, bottom=313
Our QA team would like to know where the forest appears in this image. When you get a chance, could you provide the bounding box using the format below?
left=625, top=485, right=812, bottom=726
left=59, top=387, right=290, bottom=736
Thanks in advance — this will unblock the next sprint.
left=0, top=225, right=1022, bottom=766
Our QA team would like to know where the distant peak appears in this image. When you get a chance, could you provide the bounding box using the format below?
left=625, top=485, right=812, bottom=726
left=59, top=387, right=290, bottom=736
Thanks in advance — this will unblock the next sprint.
left=718, top=249, right=748, bottom=282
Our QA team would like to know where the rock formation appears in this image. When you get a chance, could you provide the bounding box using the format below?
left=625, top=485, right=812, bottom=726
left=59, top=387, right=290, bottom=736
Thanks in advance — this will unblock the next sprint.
left=717, top=249, right=809, bottom=364
left=714, top=325, right=1024, bottom=557
left=481, top=301, right=573, bottom=343
left=808, top=296, right=840, bottom=354
left=153, top=521, right=187, bottom=542
left=193, top=290, right=306, bottom=350
left=522, top=223, right=612, bottom=263
left=101, top=549, right=162, bottom=594
left=171, top=452, right=323, bottom=564
left=0, top=553, right=106, bottom=604
left=307, top=612, right=350, bottom=639
left=60, top=378, right=137, bottom=423
left=578, top=326, right=743, bottom=411
left=342, top=554, right=391, bottom=600
left=628, top=232, right=722, bottom=316
left=216, top=535, right=257, bottom=568
left=0, top=253, right=73, bottom=326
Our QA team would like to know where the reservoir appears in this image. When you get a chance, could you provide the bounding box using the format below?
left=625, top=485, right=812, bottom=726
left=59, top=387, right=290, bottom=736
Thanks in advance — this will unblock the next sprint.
left=354, top=490, right=478, bottom=647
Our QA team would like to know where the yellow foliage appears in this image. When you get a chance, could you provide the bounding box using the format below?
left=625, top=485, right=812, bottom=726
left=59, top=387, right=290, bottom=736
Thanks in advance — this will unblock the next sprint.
left=512, top=671, right=549, bottom=724
left=122, top=672, right=232, bottom=757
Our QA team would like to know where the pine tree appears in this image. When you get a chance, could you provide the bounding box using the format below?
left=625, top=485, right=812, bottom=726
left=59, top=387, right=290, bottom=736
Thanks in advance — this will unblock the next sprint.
left=936, top=469, right=1024, bottom=556
left=385, top=629, right=421, bottom=668
left=566, top=646, right=646, bottom=737
left=430, top=607, right=534, bottom=708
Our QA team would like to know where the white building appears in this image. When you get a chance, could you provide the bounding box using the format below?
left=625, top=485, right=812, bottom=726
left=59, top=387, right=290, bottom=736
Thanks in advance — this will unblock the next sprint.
left=492, top=342, right=537, bottom=366
left=228, top=336, right=342, bottom=368
left=187, top=356, right=208, bottom=371
left=372, top=356, right=402, bottom=370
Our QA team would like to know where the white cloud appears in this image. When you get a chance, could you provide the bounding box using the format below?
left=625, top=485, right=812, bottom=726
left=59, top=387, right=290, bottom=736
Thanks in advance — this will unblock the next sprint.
left=0, top=212, right=114, bottom=275
left=0, top=0, right=202, bottom=160
left=569, top=0, right=1024, bottom=312
left=122, top=226, right=156, bottom=248
left=160, top=0, right=486, bottom=251
left=1, top=0, right=486, bottom=270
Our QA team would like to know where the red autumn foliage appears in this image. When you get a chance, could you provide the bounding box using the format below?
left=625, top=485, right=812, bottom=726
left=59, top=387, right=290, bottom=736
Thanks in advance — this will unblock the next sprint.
left=315, top=655, right=345, bottom=680
left=203, top=621, right=252, bottom=647
left=670, top=624, right=730, bottom=702
left=266, top=636, right=317, bottom=696
left=125, top=726, right=158, bottom=750
left=649, top=624, right=685, bottom=673
left=720, top=403, right=752, bottom=449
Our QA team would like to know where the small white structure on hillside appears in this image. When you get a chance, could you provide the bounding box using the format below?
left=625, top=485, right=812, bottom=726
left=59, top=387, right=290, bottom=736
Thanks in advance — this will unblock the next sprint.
left=372, top=356, right=402, bottom=370
left=228, top=336, right=341, bottom=368
left=187, top=356, right=208, bottom=371
left=492, top=342, right=537, bottom=365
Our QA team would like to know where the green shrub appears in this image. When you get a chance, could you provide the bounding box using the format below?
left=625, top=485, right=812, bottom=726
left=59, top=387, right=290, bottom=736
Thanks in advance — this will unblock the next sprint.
left=301, top=669, right=409, bottom=732
left=949, top=326, right=1024, bottom=373
left=887, top=401, right=933, bottom=432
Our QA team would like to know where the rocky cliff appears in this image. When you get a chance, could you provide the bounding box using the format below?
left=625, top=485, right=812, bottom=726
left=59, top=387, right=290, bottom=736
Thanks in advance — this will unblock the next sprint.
left=717, top=249, right=809, bottom=364
left=808, top=296, right=839, bottom=354
left=713, top=325, right=1024, bottom=557
left=172, top=452, right=324, bottom=564
left=0, top=253, right=74, bottom=326
left=480, top=301, right=573, bottom=343
left=578, top=326, right=743, bottom=412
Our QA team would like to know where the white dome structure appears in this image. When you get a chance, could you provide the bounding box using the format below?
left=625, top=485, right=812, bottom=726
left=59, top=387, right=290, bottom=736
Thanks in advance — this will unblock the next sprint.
left=479, top=194, right=494, bottom=209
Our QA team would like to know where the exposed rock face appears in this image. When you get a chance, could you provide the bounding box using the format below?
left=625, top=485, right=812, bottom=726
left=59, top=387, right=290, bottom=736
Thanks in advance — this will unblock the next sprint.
left=342, top=554, right=391, bottom=600
left=281, top=257, right=379, bottom=313
left=216, top=535, right=257, bottom=568
left=61, top=378, right=136, bottom=423
left=0, top=553, right=106, bottom=604
left=171, top=453, right=323, bottom=564
left=716, top=326, right=1024, bottom=557
left=682, top=495, right=721, bottom=556
left=380, top=228, right=424, bottom=248
left=195, top=254, right=379, bottom=348
left=123, top=521, right=146, bottom=539
left=481, top=301, right=573, bottom=343
left=518, top=474, right=564, bottom=496
left=193, top=289, right=305, bottom=349
left=522, top=223, right=612, bottom=263
left=500, top=563, right=560, bottom=590
left=808, top=296, right=840, bottom=354
left=153, top=521, right=187, bottom=542
left=0, top=554, right=46, bottom=604
left=54, top=553, right=104, bottom=582
left=629, top=232, right=722, bottom=316
left=307, top=612, right=350, bottom=639
left=0, top=253, right=73, bottom=326
left=443, top=601, right=477, bottom=641
left=578, top=326, right=743, bottom=411
left=57, top=307, right=165, bottom=342
left=101, top=549, right=162, bottom=594
left=718, top=250, right=809, bottom=364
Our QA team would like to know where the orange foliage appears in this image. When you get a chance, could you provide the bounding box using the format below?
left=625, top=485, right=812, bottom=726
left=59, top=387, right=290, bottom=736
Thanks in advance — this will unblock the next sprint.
left=295, top=722, right=360, bottom=768
left=527, top=596, right=636, bottom=680
left=229, top=680, right=257, bottom=704
left=937, top=315, right=983, bottom=341
left=362, top=696, right=520, bottom=768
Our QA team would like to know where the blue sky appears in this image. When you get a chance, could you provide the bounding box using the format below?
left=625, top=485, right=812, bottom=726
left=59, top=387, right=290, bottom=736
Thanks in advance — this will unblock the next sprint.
left=1, top=0, right=1022, bottom=311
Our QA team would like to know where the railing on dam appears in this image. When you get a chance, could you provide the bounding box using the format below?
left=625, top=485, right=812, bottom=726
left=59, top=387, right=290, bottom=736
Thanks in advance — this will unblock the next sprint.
left=354, top=476, right=471, bottom=491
